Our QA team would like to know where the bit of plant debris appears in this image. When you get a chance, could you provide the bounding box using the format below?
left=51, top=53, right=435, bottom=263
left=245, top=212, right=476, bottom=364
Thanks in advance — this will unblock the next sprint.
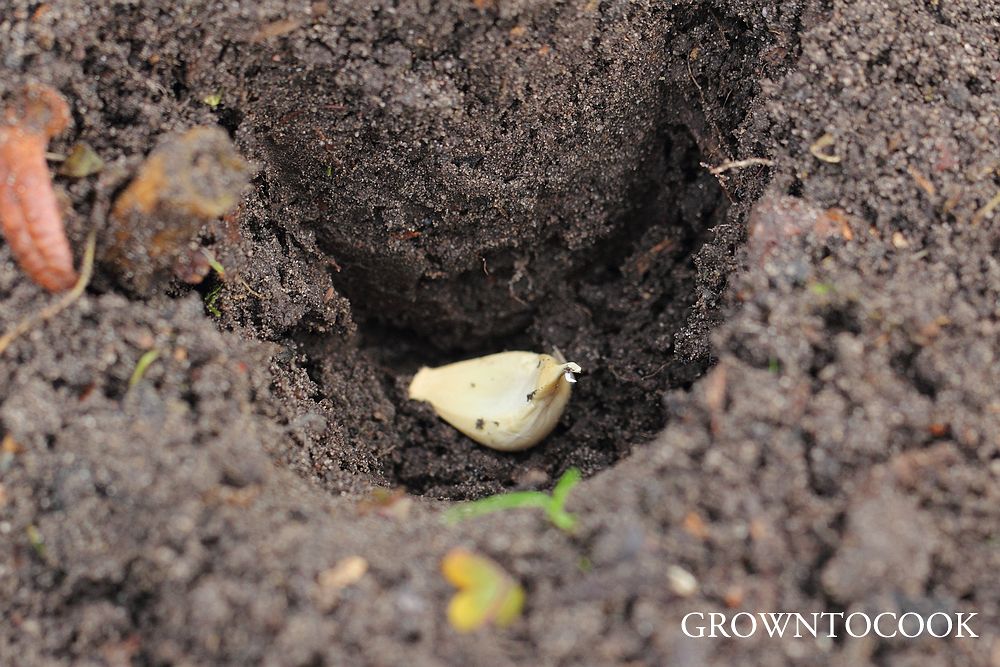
left=104, top=126, right=251, bottom=295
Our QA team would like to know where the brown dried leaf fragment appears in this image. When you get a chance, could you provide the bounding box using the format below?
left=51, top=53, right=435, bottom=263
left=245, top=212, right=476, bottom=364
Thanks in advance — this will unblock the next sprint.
left=106, top=126, right=251, bottom=295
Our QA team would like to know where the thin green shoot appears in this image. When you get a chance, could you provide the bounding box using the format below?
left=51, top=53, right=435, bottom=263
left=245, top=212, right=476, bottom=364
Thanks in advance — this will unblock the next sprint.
left=445, top=467, right=582, bottom=532
left=26, top=525, right=46, bottom=559
left=205, top=283, right=223, bottom=317
left=201, top=249, right=226, bottom=277
left=129, top=349, right=161, bottom=388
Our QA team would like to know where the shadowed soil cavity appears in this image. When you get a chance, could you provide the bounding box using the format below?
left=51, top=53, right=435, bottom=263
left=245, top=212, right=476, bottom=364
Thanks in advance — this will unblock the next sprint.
left=282, top=125, right=727, bottom=499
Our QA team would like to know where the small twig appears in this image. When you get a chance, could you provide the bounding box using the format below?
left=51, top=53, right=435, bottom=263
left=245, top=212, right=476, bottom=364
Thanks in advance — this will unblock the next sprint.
left=687, top=52, right=706, bottom=99
left=237, top=276, right=264, bottom=299
left=906, top=165, right=936, bottom=197
left=0, top=228, right=97, bottom=355
left=707, top=158, right=775, bottom=175
left=640, top=361, right=670, bottom=379
left=971, top=191, right=1000, bottom=225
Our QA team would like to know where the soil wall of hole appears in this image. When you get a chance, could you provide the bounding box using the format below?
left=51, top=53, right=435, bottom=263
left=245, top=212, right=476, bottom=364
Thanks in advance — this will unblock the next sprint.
left=218, top=0, right=801, bottom=497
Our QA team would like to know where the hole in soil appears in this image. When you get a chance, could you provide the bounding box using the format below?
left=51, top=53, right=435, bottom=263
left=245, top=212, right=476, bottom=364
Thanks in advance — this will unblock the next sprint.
left=287, top=125, right=730, bottom=500
left=236, top=1, right=796, bottom=501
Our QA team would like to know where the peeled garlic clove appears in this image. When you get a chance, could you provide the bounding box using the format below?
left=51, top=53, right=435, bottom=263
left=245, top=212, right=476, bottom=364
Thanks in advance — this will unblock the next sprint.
left=408, top=351, right=582, bottom=452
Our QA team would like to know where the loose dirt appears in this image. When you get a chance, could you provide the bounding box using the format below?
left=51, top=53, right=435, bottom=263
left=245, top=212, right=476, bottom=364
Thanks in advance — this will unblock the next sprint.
left=1, top=1, right=997, bottom=665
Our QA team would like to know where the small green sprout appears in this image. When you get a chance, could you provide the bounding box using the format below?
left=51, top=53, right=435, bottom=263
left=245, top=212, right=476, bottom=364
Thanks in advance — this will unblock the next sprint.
left=26, top=524, right=46, bottom=559
left=202, top=92, right=223, bottom=109
left=445, top=468, right=582, bottom=532
left=201, top=249, right=226, bottom=277
left=768, top=357, right=781, bottom=374
left=808, top=282, right=833, bottom=296
left=205, top=283, right=223, bottom=317
left=129, top=349, right=161, bottom=388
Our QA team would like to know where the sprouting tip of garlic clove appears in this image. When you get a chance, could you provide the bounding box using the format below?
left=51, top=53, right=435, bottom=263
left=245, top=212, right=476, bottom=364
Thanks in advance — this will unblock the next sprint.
left=408, top=351, right=582, bottom=452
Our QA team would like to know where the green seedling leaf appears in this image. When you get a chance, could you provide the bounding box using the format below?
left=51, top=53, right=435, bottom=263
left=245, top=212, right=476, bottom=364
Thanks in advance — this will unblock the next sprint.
left=26, top=524, right=46, bottom=559
left=203, top=92, right=223, bottom=109
left=445, top=468, right=581, bottom=532
left=205, top=283, right=223, bottom=317
left=441, top=548, right=524, bottom=632
left=129, top=349, right=161, bottom=388
left=547, top=467, right=582, bottom=530
left=201, top=249, right=226, bottom=277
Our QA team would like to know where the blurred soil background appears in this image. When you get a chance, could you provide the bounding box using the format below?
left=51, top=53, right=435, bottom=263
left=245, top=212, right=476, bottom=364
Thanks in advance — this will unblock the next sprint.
left=0, top=0, right=998, bottom=664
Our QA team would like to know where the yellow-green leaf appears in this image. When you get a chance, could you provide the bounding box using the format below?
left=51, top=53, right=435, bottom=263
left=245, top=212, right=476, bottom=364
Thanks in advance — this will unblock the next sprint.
left=59, top=143, right=104, bottom=178
left=441, top=548, right=524, bottom=632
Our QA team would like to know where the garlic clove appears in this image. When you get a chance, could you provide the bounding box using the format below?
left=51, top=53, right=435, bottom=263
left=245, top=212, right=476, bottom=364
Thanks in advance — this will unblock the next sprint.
left=408, top=351, right=582, bottom=452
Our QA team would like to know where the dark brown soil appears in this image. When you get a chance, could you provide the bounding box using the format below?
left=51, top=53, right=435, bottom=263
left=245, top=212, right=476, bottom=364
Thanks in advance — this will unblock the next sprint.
left=1, top=0, right=998, bottom=665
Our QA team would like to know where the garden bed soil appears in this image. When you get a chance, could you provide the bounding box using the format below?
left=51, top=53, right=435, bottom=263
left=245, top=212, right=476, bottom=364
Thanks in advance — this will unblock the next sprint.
left=1, top=0, right=998, bottom=665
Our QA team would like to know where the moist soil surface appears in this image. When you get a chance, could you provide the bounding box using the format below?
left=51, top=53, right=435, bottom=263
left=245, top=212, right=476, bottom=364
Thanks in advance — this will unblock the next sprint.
left=1, top=1, right=998, bottom=665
